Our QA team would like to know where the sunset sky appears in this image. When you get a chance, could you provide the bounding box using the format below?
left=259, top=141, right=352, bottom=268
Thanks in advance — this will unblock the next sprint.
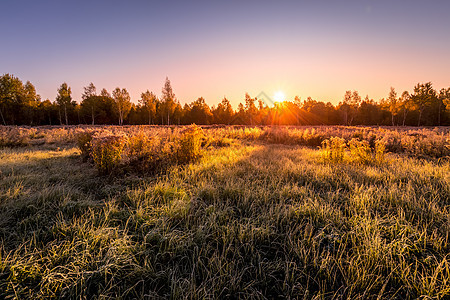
left=1, top=0, right=449, bottom=108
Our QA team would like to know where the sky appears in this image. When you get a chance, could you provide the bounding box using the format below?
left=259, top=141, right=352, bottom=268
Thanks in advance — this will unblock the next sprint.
left=1, top=0, right=449, bottom=108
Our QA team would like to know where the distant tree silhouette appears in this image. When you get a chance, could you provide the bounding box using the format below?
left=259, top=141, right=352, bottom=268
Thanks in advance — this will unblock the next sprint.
left=244, top=93, right=258, bottom=125
left=112, top=88, right=131, bottom=126
left=398, top=91, right=411, bottom=126
left=411, top=82, right=436, bottom=126
left=139, top=90, right=157, bottom=125
left=55, top=83, right=73, bottom=125
left=81, top=82, right=97, bottom=125
left=161, top=77, right=177, bottom=125
left=440, top=88, right=450, bottom=116
left=1, top=74, right=450, bottom=127
left=387, top=87, right=400, bottom=126
left=212, top=97, right=234, bottom=124
left=437, top=88, right=450, bottom=126
left=185, top=97, right=213, bottom=124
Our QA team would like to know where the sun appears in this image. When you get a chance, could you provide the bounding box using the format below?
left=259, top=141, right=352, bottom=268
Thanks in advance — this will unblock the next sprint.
left=273, top=91, right=286, bottom=103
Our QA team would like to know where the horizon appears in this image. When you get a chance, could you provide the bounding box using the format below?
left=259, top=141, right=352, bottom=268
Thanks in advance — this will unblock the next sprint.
left=1, top=0, right=449, bottom=107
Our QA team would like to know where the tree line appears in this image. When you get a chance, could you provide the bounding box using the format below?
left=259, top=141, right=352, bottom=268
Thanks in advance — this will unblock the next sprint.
left=1, top=74, right=449, bottom=126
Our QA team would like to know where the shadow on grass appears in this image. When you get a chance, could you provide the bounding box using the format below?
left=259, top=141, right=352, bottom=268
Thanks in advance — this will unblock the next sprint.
left=0, top=143, right=449, bottom=298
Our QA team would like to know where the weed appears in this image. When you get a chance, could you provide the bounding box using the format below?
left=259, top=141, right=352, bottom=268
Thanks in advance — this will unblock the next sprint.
left=349, top=138, right=373, bottom=164
left=321, top=137, right=346, bottom=162
left=91, top=134, right=128, bottom=174
left=75, top=131, right=93, bottom=161
left=176, top=124, right=204, bottom=164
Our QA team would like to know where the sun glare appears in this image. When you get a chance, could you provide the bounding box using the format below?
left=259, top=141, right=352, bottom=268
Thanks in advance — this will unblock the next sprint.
left=273, top=91, right=286, bottom=103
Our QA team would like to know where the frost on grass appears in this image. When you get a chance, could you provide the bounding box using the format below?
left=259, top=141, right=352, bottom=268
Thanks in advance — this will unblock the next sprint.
left=0, top=125, right=449, bottom=299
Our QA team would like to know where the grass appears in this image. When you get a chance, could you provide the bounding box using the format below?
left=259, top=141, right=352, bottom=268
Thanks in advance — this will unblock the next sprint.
left=0, top=125, right=449, bottom=299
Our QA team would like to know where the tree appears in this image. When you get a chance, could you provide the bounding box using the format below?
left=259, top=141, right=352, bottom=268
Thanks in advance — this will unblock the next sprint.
left=397, top=91, right=411, bottom=126
left=112, top=87, right=132, bottom=126
left=437, top=87, right=450, bottom=126
left=338, top=90, right=361, bottom=125
left=55, top=82, right=72, bottom=125
left=173, top=101, right=183, bottom=125
left=439, top=88, right=450, bottom=125
left=96, top=89, right=116, bottom=124
left=349, top=91, right=361, bottom=125
left=440, top=88, right=450, bottom=111
left=139, top=90, right=157, bottom=125
left=187, top=97, right=212, bottom=124
left=357, top=96, right=380, bottom=125
left=161, top=77, right=177, bottom=125
left=100, top=88, right=111, bottom=98
left=0, top=73, right=27, bottom=125
left=234, top=102, right=246, bottom=124
left=21, top=81, right=41, bottom=126
left=302, top=98, right=329, bottom=125
left=411, top=82, right=436, bottom=126
left=387, top=87, right=399, bottom=126
left=213, top=97, right=234, bottom=124
left=244, top=93, right=257, bottom=125
left=81, top=82, right=97, bottom=125
left=39, top=99, right=57, bottom=125
left=338, top=91, right=351, bottom=125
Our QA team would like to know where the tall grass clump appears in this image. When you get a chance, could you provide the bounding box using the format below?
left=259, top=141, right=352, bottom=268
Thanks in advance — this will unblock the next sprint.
left=91, top=134, right=128, bottom=174
left=322, top=137, right=386, bottom=165
left=374, top=139, right=386, bottom=163
left=176, top=124, right=204, bottom=163
left=348, top=138, right=372, bottom=164
left=321, top=137, right=346, bottom=162
left=0, top=127, right=30, bottom=147
left=75, top=131, right=93, bottom=161
left=75, top=125, right=207, bottom=175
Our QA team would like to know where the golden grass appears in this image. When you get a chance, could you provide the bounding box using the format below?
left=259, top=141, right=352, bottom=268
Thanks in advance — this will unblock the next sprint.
left=0, top=125, right=449, bottom=298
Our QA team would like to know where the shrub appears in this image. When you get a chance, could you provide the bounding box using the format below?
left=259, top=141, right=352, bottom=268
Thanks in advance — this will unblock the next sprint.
left=349, top=138, right=372, bottom=164
left=91, top=135, right=128, bottom=174
left=0, top=127, right=30, bottom=147
left=126, top=133, right=169, bottom=173
left=321, top=137, right=346, bottom=163
left=374, top=140, right=386, bottom=164
left=126, top=132, right=154, bottom=159
left=322, top=137, right=386, bottom=165
left=176, top=125, right=204, bottom=164
left=76, top=131, right=93, bottom=161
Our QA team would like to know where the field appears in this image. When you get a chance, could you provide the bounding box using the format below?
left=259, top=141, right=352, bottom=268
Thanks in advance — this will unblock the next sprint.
left=0, top=125, right=449, bottom=299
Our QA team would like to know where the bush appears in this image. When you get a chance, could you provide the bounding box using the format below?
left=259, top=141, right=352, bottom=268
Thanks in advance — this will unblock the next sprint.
left=0, top=127, right=30, bottom=147
left=322, top=137, right=386, bottom=165
left=321, top=137, right=346, bottom=163
left=76, top=131, right=93, bottom=161
left=75, top=126, right=208, bottom=175
left=176, top=125, right=204, bottom=164
left=349, top=138, right=372, bottom=164
left=126, top=133, right=170, bottom=173
left=91, top=135, right=128, bottom=174
left=126, top=132, right=154, bottom=159
left=374, top=140, right=386, bottom=164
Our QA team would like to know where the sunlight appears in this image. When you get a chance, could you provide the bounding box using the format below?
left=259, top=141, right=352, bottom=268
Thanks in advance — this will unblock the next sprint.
left=273, top=91, right=286, bottom=103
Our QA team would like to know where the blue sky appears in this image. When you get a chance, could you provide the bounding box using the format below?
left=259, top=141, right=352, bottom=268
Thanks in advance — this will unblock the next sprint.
left=1, top=0, right=449, bottom=107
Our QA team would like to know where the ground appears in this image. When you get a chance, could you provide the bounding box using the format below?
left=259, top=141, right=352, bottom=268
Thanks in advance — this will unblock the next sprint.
left=0, top=126, right=449, bottom=299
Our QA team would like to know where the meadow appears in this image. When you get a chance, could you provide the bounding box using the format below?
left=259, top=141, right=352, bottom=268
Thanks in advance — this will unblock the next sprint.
left=0, top=125, right=449, bottom=299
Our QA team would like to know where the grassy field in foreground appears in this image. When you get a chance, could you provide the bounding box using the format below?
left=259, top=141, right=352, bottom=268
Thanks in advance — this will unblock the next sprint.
left=0, top=126, right=449, bottom=299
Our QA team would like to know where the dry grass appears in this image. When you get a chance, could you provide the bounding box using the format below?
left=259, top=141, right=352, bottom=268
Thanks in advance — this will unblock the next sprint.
left=0, top=125, right=449, bottom=299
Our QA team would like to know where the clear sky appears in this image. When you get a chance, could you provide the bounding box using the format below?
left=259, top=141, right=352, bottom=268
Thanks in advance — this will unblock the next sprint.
left=1, top=0, right=449, bottom=107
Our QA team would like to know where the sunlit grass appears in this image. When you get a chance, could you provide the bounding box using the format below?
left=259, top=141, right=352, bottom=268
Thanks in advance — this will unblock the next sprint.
left=0, top=126, right=449, bottom=298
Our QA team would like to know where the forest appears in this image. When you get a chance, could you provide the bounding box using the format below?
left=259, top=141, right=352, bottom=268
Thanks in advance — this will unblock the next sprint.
left=1, top=74, right=450, bottom=127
